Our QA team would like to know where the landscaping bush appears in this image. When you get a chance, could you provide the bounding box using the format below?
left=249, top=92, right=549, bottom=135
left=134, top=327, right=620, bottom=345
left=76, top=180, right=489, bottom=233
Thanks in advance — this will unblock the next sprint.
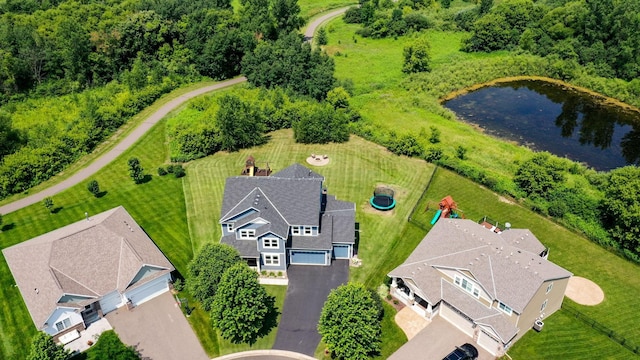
left=157, top=167, right=168, bottom=176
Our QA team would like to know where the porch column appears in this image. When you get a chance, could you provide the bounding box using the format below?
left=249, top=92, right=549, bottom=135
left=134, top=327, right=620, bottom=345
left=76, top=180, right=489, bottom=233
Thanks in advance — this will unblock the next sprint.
left=408, top=290, right=415, bottom=304
left=391, top=278, right=398, bottom=288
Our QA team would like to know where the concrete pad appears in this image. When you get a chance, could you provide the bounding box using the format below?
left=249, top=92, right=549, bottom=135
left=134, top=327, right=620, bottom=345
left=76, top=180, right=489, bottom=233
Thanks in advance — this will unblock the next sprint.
left=106, top=292, right=208, bottom=360
left=566, top=276, right=604, bottom=306
left=65, top=318, right=113, bottom=354
left=389, top=316, right=495, bottom=360
left=394, top=307, right=430, bottom=340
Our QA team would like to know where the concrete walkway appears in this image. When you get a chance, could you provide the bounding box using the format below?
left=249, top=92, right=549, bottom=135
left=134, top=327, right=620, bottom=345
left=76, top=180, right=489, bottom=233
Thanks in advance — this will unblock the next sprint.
left=0, top=77, right=246, bottom=216
left=394, top=306, right=430, bottom=340
left=215, top=350, right=316, bottom=360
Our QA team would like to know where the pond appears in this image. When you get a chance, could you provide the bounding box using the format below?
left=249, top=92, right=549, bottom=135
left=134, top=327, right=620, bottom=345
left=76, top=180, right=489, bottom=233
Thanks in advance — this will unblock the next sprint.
left=442, top=80, right=640, bottom=171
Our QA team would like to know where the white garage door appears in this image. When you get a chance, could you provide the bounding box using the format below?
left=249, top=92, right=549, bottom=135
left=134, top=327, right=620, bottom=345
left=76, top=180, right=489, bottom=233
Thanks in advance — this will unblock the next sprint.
left=126, top=274, right=171, bottom=307
left=477, top=330, right=501, bottom=356
left=99, top=291, right=123, bottom=314
left=440, top=303, right=474, bottom=337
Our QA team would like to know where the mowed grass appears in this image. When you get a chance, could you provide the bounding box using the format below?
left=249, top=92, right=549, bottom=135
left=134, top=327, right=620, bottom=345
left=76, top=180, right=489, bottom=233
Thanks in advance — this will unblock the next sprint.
left=0, top=120, right=194, bottom=360
left=217, top=285, right=287, bottom=355
left=183, top=128, right=434, bottom=355
left=415, top=168, right=640, bottom=357
left=298, top=0, right=356, bottom=20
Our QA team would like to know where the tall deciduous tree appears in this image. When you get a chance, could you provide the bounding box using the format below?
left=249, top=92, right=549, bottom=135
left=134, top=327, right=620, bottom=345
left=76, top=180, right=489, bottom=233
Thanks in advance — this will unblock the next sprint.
left=513, top=152, right=566, bottom=198
left=0, top=113, right=24, bottom=158
left=293, top=103, right=349, bottom=144
left=188, top=243, right=241, bottom=311
left=601, top=166, right=640, bottom=254
left=318, top=283, right=383, bottom=360
left=216, top=93, right=267, bottom=152
left=402, top=36, right=431, bottom=73
left=27, top=332, right=70, bottom=360
left=87, top=330, right=139, bottom=360
left=272, top=0, right=304, bottom=34
left=211, top=263, right=278, bottom=344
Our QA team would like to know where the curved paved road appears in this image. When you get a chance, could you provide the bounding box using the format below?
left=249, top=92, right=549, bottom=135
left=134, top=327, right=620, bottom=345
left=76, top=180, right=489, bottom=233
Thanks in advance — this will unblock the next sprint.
left=0, top=7, right=350, bottom=216
left=0, top=77, right=245, bottom=215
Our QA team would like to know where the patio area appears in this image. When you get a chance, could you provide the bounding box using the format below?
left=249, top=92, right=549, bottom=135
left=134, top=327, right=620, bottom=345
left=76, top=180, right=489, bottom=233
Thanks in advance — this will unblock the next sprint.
left=64, top=318, right=113, bottom=354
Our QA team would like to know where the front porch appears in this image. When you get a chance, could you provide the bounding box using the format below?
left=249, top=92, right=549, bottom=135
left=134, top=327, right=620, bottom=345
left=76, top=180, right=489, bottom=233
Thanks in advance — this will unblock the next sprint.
left=391, top=278, right=437, bottom=319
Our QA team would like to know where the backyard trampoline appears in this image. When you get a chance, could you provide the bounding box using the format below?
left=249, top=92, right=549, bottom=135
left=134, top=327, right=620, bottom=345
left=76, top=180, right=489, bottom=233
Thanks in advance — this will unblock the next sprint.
left=370, top=186, right=396, bottom=211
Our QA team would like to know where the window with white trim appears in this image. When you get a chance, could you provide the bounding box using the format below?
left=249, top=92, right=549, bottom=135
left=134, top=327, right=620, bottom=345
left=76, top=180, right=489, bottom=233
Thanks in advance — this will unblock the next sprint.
left=226, top=223, right=234, bottom=232
left=546, top=282, right=553, bottom=294
left=291, top=226, right=301, bottom=236
left=498, top=301, right=513, bottom=315
left=264, top=254, right=280, bottom=266
left=263, top=238, right=279, bottom=248
left=304, top=227, right=312, bottom=235
left=239, top=229, right=255, bottom=239
left=541, top=299, right=548, bottom=311
left=55, top=318, right=72, bottom=332
left=454, top=275, right=480, bottom=298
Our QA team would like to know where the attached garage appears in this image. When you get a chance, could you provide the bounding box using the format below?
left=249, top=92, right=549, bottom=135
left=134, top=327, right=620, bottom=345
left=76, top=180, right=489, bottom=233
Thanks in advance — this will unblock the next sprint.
left=477, top=329, right=501, bottom=356
left=290, top=250, right=328, bottom=265
left=99, top=291, right=124, bottom=314
left=125, top=273, right=172, bottom=307
left=332, top=244, right=351, bottom=259
left=440, top=302, right=474, bottom=337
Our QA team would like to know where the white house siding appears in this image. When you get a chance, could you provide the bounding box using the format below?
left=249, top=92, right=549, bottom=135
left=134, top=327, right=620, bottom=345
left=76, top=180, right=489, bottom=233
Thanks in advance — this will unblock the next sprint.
left=477, top=329, right=502, bottom=356
left=125, top=273, right=172, bottom=307
left=44, top=307, right=84, bottom=336
left=440, top=302, right=475, bottom=337
left=99, top=290, right=124, bottom=314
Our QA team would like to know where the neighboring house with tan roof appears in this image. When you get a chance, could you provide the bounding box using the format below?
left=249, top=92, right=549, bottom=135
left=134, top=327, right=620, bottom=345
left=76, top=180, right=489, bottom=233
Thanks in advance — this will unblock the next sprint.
left=2, top=206, right=174, bottom=343
left=388, top=219, right=572, bottom=356
left=220, top=163, right=355, bottom=271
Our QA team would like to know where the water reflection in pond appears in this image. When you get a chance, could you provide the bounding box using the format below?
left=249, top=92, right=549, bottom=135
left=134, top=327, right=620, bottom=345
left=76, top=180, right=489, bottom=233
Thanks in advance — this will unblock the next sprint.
left=442, top=80, right=640, bottom=171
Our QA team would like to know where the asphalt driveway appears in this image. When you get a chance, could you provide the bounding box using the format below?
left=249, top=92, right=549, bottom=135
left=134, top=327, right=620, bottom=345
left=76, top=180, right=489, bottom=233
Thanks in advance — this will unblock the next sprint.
left=272, top=261, right=349, bottom=356
left=106, top=291, right=208, bottom=360
left=389, top=316, right=495, bottom=360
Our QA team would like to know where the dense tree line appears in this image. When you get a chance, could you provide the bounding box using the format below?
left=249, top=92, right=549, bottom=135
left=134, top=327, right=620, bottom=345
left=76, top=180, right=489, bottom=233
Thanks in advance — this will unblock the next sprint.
left=462, top=0, right=640, bottom=81
left=167, top=87, right=356, bottom=162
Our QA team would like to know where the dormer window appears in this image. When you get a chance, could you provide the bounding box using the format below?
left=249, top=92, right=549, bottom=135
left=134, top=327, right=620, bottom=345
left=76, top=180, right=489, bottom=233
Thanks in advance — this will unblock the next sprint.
left=292, top=226, right=301, bottom=236
left=304, top=227, right=312, bottom=235
left=239, top=229, right=255, bottom=239
left=498, top=301, right=513, bottom=315
left=454, top=275, right=480, bottom=298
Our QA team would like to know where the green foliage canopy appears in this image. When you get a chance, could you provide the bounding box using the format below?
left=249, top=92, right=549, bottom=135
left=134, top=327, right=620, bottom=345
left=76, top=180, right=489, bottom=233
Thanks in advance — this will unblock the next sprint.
left=86, top=330, right=139, bottom=360
left=188, top=243, right=241, bottom=312
left=26, top=332, right=69, bottom=360
left=402, top=36, right=431, bottom=74
left=601, top=166, right=640, bottom=254
left=216, top=93, right=267, bottom=152
left=210, top=263, right=278, bottom=344
left=513, top=152, right=566, bottom=198
left=318, top=283, right=383, bottom=360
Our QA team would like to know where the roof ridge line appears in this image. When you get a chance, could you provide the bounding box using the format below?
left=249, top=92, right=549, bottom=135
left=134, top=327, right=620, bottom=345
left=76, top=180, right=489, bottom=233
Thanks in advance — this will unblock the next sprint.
left=402, top=244, right=489, bottom=267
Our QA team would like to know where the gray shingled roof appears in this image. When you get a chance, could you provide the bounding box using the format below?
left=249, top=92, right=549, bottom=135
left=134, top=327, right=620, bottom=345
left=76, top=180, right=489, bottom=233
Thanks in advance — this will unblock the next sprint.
left=272, top=163, right=324, bottom=180
left=220, top=234, right=260, bottom=257
left=220, top=169, right=323, bottom=227
left=389, top=219, right=572, bottom=313
left=2, top=206, right=174, bottom=330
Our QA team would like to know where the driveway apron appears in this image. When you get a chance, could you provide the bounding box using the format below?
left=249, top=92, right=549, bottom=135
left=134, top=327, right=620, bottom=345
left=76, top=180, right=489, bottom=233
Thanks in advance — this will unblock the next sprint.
left=272, top=260, right=348, bottom=356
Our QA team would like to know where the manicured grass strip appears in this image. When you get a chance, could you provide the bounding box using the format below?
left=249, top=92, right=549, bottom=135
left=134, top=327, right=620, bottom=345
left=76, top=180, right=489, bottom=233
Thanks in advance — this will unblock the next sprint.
left=504, top=310, right=634, bottom=359
left=217, top=285, right=287, bottom=355
left=422, top=168, right=640, bottom=355
left=0, top=120, right=191, bottom=360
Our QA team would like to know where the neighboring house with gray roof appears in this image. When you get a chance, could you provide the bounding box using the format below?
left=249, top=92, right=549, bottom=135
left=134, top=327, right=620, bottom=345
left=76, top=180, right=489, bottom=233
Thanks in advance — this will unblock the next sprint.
left=2, top=206, right=174, bottom=343
left=388, top=219, right=572, bottom=356
left=219, top=163, right=355, bottom=271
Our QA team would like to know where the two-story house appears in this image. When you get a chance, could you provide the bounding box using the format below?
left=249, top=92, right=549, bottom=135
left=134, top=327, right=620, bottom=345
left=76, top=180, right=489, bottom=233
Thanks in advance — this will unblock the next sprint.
left=219, top=163, right=355, bottom=272
left=388, top=219, right=572, bottom=356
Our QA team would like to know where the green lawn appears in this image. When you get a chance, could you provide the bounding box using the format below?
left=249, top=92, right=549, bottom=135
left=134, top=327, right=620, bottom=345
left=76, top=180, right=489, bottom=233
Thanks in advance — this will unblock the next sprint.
left=0, top=119, right=197, bottom=360
left=298, top=0, right=356, bottom=20
left=183, top=128, right=433, bottom=356
left=415, top=168, right=640, bottom=358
